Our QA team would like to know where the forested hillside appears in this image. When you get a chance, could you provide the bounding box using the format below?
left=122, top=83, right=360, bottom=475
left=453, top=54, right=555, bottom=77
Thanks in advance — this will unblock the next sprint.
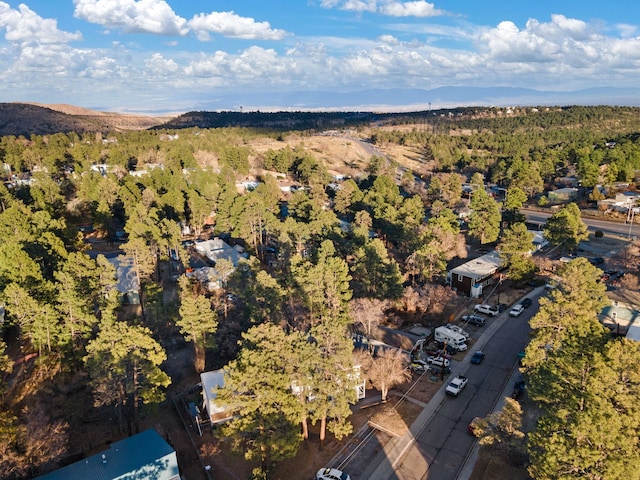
left=1, top=105, right=640, bottom=479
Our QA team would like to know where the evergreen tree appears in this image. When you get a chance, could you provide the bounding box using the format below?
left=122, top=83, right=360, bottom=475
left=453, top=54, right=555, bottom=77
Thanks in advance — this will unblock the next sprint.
left=351, top=238, right=403, bottom=299
left=498, top=223, right=536, bottom=283
left=177, top=276, right=218, bottom=372
left=544, top=202, right=589, bottom=251
left=85, top=321, right=171, bottom=433
left=216, top=323, right=303, bottom=475
left=468, top=188, right=501, bottom=244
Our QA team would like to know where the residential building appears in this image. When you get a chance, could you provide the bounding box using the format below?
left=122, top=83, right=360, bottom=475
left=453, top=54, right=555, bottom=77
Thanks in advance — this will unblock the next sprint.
left=106, top=254, right=140, bottom=305
left=35, top=429, right=179, bottom=480
left=447, top=250, right=504, bottom=298
left=547, top=187, right=578, bottom=203
left=191, top=237, right=247, bottom=290
left=200, top=369, right=235, bottom=426
left=600, top=289, right=640, bottom=338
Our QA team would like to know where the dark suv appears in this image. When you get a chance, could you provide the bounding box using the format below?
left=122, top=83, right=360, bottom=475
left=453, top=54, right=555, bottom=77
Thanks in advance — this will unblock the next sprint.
left=521, top=298, right=533, bottom=308
left=462, top=314, right=486, bottom=326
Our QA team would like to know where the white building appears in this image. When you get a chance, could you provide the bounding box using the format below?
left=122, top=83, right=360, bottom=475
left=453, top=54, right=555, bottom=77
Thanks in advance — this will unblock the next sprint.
left=200, top=369, right=235, bottom=426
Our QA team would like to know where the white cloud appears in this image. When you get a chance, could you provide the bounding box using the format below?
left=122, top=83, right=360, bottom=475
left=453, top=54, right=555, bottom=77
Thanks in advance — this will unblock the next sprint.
left=328, top=0, right=378, bottom=13
left=379, top=1, right=444, bottom=18
left=0, top=2, right=82, bottom=45
left=73, top=0, right=189, bottom=36
left=379, top=34, right=399, bottom=44
left=478, top=14, right=610, bottom=65
left=320, top=0, right=446, bottom=17
left=188, top=11, right=287, bottom=41
left=616, top=23, right=638, bottom=39
left=145, top=52, right=180, bottom=75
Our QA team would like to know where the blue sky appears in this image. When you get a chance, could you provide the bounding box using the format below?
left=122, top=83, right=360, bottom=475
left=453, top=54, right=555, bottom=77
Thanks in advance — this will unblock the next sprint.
left=0, top=0, right=639, bottom=113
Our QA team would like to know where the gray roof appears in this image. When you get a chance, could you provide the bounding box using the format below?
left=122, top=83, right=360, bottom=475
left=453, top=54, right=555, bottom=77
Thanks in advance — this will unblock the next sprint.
left=106, top=255, right=139, bottom=294
left=35, top=429, right=179, bottom=480
left=194, top=238, right=245, bottom=266
left=449, top=250, right=503, bottom=280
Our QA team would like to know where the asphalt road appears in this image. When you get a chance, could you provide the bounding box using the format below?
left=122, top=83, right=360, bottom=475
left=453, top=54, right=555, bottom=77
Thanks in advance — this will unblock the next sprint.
left=358, top=288, right=544, bottom=480
left=523, top=208, right=640, bottom=239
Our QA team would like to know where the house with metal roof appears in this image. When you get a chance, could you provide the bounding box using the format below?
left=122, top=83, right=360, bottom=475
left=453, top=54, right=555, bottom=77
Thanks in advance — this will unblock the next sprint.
left=600, top=288, right=640, bottom=338
left=35, top=429, right=180, bottom=480
left=105, top=254, right=140, bottom=305
left=200, top=369, right=235, bottom=426
left=447, top=250, right=504, bottom=298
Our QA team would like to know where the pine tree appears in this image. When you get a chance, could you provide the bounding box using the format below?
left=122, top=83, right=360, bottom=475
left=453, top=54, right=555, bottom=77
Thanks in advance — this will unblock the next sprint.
left=177, top=276, right=218, bottom=372
left=468, top=188, right=501, bottom=244
left=543, top=202, right=589, bottom=251
left=84, top=321, right=171, bottom=433
left=215, top=323, right=303, bottom=476
left=498, top=223, right=536, bottom=283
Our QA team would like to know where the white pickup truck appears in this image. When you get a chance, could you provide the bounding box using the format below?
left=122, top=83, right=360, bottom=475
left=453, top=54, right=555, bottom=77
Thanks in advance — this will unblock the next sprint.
left=445, top=375, right=468, bottom=397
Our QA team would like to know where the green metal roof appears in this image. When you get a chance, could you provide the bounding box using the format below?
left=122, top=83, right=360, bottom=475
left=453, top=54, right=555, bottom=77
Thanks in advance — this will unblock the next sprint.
left=35, top=429, right=179, bottom=480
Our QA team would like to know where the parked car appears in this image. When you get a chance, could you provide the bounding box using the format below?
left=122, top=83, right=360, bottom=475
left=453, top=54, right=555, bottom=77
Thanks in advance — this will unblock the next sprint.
left=427, top=356, right=451, bottom=368
left=509, top=304, right=525, bottom=317
left=512, top=380, right=526, bottom=399
left=462, top=314, right=486, bottom=326
left=436, top=342, right=459, bottom=355
left=470, top=351, right=485, bottom=364
left=468, top=417, right=481, bottom=436
left=317, top=468, right=351, bottom=480
left=474, top=304, right=500, bottom=316
left=410, top=359, right=429, bottom=373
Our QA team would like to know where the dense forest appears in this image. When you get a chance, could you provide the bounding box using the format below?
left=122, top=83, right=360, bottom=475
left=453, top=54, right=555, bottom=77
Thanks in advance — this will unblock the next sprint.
left=1, top=105, right=640, bottom=479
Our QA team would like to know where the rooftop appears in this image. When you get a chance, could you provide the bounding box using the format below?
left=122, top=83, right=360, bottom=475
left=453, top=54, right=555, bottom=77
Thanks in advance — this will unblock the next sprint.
left=449, top=250, right=503, bottom=280
left=35, top=429, right=179, bottom=480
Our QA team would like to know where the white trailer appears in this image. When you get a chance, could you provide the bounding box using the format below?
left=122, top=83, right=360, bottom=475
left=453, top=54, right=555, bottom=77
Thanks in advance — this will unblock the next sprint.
left=434, top=326, right=468, bottom=351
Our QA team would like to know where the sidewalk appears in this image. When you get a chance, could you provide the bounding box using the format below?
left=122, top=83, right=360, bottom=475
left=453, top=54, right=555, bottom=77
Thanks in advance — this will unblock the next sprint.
left=365, top=286, right=543, bottom=480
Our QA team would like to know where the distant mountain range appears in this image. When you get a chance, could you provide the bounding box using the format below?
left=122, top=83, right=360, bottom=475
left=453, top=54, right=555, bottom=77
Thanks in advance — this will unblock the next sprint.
left=2, top=85, right=640, bottom=136
left=191, top=86, right=640, bottom=112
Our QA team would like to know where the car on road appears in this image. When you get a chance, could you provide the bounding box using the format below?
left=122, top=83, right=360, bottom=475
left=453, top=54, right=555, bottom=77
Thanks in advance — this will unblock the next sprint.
left=462, top=314, right=486, bottom=326
left=470, top=351, right=485, bottom=364
left=317, top=467, right=351, bottom=480
left=445, top=375, right=468, bottom=396
left=521, top=297, right=533, bottom=308
left=509, top=304, right=525, bottom=317
left=474, top=304, right=500, bottom=316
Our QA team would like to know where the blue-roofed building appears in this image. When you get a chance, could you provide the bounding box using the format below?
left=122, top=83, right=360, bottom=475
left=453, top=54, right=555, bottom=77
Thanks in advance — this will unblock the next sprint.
left=35, top=429, right=180, bottom=480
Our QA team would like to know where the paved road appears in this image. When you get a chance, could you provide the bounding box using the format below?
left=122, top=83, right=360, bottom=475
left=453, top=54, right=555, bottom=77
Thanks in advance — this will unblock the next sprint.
left=355, top=288, right=544, bottom=480
left=523, top=208, right=640, bottom=239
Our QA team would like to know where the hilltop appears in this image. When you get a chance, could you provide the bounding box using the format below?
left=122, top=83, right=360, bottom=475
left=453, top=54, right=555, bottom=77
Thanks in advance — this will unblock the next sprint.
left=0, top=103, right=172, bottom=137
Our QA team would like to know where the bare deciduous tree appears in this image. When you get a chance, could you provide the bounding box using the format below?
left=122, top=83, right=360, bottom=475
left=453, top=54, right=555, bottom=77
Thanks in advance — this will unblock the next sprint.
left=362, top=348, right=411, bottom=403
left=349, top=297, right=389, bottom=338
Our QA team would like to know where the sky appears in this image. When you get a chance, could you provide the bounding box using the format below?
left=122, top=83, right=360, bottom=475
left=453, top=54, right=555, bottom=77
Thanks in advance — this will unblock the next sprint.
left=0, top=0, right=639, bottom=114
